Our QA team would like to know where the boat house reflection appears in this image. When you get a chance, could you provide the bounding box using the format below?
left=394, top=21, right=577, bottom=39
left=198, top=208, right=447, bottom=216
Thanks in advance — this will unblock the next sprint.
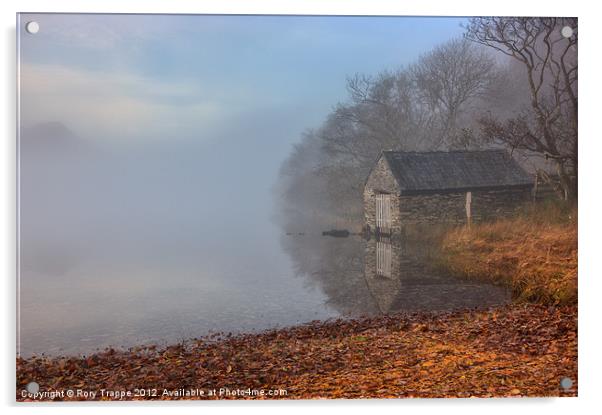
left=364, top=236, right=509, bottom=313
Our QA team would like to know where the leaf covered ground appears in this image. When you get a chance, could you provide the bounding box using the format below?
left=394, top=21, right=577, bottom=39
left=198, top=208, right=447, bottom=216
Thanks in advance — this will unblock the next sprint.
left=17, top=304, right=577, bottom=401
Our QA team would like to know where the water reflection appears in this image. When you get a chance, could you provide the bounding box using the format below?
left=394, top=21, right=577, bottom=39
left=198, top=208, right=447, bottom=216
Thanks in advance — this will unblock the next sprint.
left=279, top=233, right=375, bottom=315
left=282, top=228, right=510, bottom=316
left=364, top=236, right=510, bottom=313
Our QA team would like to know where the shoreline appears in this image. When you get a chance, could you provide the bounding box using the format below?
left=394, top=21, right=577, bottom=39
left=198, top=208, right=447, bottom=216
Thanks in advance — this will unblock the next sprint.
left=17, top=205, right=578, bottom=401
left=17, top=302, right=577, bottom=401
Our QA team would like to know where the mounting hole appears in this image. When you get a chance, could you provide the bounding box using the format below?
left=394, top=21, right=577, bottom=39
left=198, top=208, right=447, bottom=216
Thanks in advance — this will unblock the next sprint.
left=561, top=26, right=573, bottom=38
left=26, top=381, right=40, bottom=394
left=560, top=377, right=573, bottom=390
left=26, top=21, right=39, bottom=34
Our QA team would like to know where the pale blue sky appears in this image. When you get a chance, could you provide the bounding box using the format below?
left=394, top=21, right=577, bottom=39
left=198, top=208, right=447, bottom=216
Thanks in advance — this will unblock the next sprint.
left=19, top=14, right=467, bottom=143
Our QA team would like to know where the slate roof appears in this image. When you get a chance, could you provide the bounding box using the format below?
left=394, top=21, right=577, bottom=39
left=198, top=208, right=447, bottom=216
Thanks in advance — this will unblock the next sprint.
left=381, top=150, right=534, bottom=195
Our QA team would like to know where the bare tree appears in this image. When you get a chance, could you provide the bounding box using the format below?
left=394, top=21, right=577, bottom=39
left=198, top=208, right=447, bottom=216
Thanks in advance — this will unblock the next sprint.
left=320, top=70, right=431, bottom=163
left=465, top=17, right=578, bottom=200
left=410, top=38, right=499, bottom=149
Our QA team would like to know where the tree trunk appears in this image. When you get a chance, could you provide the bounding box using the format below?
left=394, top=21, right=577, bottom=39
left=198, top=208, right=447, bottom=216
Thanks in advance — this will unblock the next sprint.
left=556, top=160, right=577, bottom=203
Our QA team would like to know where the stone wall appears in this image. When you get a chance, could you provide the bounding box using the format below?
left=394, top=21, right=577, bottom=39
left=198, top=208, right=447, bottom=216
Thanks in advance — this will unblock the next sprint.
left=472, top=188, right=533, bottom=221
left=397, top=188, right=531, bottom=226
left=398, top=192, right=466, bottom=225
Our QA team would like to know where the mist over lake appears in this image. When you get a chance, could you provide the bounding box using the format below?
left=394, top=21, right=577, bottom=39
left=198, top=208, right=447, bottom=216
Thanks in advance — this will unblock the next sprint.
left=18, top=122, right=337, bottom=356
left=19, top=122, right=509, bottom=356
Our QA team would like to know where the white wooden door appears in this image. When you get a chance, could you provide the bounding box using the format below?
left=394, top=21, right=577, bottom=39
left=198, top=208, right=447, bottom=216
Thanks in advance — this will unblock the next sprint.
left=376, top=240, right=392, bottom=278
left=375, top=194, right=392, bottom=233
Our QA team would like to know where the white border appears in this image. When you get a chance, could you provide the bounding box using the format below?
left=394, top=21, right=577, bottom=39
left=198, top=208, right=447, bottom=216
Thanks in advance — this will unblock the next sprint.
left=2, top=1, right=601, bottom=414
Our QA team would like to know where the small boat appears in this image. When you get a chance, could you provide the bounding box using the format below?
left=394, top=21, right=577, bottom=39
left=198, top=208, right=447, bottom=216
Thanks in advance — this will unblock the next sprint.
left=322, top=229, right=350, bottom=238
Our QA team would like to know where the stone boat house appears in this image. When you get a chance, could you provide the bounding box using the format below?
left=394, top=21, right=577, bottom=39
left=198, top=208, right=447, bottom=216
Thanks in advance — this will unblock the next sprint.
left=364, top=150, right=534, bottom=234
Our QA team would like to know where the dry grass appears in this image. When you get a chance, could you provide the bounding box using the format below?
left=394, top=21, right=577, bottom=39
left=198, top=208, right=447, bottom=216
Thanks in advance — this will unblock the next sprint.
left=439, top=201, right=577, bottom=305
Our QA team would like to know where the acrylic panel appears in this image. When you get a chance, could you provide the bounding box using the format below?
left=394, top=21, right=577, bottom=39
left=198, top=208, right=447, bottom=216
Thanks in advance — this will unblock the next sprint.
left=16, top=13, right=578, bottom=401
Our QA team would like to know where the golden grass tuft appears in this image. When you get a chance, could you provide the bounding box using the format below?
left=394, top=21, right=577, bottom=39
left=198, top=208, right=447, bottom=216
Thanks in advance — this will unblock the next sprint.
left=438, top=201, right=577, bottom=305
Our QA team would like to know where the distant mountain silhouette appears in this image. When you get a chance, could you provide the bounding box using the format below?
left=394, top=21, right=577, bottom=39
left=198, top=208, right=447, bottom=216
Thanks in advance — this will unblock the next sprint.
left=20, top=122, right=90, bottom=156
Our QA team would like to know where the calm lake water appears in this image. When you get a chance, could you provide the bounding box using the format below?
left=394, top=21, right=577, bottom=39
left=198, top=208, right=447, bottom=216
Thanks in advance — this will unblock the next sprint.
left=19, top=228, right=510, bottom=357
